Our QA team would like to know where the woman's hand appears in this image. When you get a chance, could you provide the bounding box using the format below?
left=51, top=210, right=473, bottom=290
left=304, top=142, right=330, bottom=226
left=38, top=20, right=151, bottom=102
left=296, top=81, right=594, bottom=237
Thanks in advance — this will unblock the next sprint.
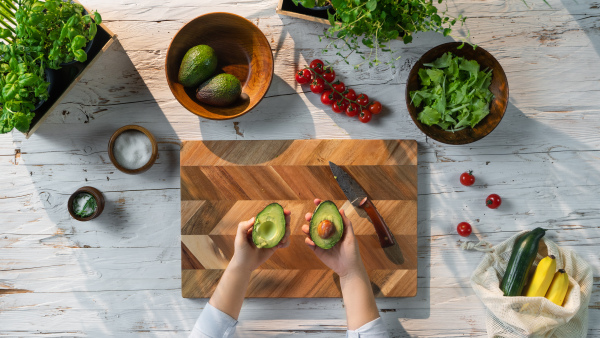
left=301, top=199, right=366, bottom=279
left=229, top=209, right=291, bottom=274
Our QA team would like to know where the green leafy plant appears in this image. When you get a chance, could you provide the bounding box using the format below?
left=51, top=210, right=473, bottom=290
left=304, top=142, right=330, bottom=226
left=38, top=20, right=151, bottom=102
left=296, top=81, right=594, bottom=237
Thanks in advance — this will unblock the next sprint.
left=294, top=0, right=467, bottom=68
left=0, top=43, right=49, bottom=133
left=0, top=0, right=102, bottom=134
left=16, top=0, right=101, bottom=68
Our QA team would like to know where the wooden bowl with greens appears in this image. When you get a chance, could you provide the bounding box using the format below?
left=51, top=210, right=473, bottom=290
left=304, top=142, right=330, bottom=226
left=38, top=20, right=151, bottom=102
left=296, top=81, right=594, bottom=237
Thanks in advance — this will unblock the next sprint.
left=406, top=42, right=509, bottom=145
left=68, top=186, right=105, bottom=221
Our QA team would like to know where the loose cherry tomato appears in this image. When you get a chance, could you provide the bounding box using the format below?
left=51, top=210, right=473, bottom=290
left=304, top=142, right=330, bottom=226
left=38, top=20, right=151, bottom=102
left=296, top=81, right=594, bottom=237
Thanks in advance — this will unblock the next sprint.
left=332, top=99, right=349, bottom=113
left=310, top=78, right=325, bottom=94
left=457, top=222, right=472, bottom=237
left=295, top=69, right=312, bottom=84
left=321, top=90, right=335, bottom=105
left=356, top=93, right=369, bottom=106
left=460, top=171, right=475, bottom=186
left=310, top=59, right=325, bottom=74
left=359, top=109, right=372, bottom=123
left=368, top=101, right=382, bottom=114
left=344, top=88, right=357, bottom=101
left=486, top=194, right=502, bottom=209
left=332, top=81, right=345, bottom=93
left=346, top=102, right=359, bottom=117
left=322, top=67, right=335, bottom=82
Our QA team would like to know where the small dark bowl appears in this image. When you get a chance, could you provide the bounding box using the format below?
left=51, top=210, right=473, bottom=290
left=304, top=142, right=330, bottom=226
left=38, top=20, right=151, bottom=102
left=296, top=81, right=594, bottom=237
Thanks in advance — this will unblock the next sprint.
left=165, top=12, right=274, bottom=120
left=406, top=42, right=509, bottom=145
left=68, top=186, right=105, bottom=221
left=108, top=125, right=158, bottom=174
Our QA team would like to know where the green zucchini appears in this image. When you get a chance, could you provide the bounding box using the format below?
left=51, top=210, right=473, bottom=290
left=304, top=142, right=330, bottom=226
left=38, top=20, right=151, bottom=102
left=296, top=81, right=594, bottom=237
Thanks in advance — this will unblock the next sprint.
left=500, top=227, right=546, bottom=296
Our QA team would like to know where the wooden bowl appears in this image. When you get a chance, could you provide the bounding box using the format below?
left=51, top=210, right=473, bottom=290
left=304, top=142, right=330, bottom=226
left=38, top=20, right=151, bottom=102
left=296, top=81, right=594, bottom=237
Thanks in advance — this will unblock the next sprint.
left=108, top=125, right=158, bottom=174
left=68, top=186, right=105, bottom=221
left=406, top=42, right=509, bottom=145
left=165, top=12, right=274, bottom=120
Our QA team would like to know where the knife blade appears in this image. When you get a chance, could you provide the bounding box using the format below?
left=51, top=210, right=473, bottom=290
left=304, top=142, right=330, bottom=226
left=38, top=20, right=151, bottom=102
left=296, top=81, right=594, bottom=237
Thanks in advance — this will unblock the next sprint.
left=329, top=161, right=395, bottom=248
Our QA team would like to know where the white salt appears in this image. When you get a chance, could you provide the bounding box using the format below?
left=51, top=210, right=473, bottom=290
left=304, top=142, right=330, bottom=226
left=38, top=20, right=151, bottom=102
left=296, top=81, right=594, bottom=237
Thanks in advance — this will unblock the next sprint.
left=113, top=130, right=152, bottom=170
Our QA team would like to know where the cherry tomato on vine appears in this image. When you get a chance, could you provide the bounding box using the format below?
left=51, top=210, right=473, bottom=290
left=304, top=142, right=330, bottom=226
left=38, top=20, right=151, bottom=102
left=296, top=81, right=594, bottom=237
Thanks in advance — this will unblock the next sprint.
left=460, top=171, right=475, bottom=186
left=321, top=90, right=335, bottom=105
left=356, top=93, right=369, bottom=106
left=359, top=109, right=372, bottom=123
left=486, top=194, right=502, bottom=209
left=332, top=99, right=349, bottom=113
left=310, top=78, right=325, bottom=94
left=346, top=102, right=359, bottom=117
left=295, top=69, right=312, bottom=84
left=322, top=67, right=335, bottom=82
left=309, top=59, right=325, bottom=74
left=368, top=101, right=382, bottom=114
left=344, top=88, right=357, bottom=101
left=457, top=222, right=472, bottom=237
left=332, top=81, right=345, bottom=93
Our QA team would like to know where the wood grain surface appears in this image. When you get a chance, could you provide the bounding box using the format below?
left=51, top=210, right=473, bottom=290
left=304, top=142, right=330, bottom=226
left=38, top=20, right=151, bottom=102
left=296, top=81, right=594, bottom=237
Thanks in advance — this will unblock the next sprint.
left=1, top=0, right=600, bottom=336
left=180, top=139, right=418, bottom=297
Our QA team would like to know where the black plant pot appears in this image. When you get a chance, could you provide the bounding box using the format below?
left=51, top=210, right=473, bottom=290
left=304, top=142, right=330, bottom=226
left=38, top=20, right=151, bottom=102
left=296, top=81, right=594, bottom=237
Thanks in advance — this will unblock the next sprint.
left=303, top=3, right=332, bottom=10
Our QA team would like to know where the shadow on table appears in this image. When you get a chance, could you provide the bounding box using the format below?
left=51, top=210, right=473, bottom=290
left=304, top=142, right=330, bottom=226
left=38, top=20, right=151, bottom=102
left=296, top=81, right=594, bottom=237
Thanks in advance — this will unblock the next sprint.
left=561, top=0, right=600, bottom=58
left=17, top=38, right=185, bottom=331
left=198, top=74, right=316, bottom=141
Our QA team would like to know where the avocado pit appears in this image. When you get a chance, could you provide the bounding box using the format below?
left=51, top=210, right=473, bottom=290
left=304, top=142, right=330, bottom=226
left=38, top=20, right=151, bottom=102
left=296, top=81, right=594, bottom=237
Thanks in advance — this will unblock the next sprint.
left=317, top=220, right=335, bottom=239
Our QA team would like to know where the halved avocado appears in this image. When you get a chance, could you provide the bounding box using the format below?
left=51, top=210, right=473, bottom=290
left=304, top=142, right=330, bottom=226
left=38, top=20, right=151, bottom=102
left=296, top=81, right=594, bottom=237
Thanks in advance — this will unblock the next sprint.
left=309, top=201, right=343, bottom=249
left=252, top=203, right=285, bottom=249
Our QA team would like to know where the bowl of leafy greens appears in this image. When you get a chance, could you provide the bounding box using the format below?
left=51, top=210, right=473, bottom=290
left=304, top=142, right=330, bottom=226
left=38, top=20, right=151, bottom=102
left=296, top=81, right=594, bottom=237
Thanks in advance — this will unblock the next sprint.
left=406, top=42, right=508, bottom=145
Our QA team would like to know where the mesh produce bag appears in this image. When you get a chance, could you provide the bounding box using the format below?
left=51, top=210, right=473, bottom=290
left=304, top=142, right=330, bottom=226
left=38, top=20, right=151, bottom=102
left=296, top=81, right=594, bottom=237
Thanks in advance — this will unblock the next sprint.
left=465, top=231, right=593, bottom=337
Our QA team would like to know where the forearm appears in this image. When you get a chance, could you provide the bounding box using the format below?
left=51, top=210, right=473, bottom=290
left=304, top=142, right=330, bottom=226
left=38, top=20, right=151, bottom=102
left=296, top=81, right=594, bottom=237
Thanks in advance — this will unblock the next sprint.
left=208, top=262, right=251, bottom=320
left=340, top=268, right=380, bottom=330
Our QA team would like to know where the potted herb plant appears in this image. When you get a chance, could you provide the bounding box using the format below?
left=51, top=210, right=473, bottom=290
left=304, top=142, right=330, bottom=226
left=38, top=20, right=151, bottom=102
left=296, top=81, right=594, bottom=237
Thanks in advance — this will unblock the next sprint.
left=0, top=0, right=102, bottom=134
left=16, top=0, right=101, bottom=68
left=292, top=0, right=466, bottom=68
left=0, top=43, right=50, bottom=133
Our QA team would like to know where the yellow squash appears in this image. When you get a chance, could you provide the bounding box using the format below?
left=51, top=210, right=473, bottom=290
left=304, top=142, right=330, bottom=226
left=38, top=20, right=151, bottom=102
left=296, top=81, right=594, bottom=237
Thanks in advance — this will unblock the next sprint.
left=524, top=255, right=556, bottom=297
left=545, top=269, right=569, bottom=306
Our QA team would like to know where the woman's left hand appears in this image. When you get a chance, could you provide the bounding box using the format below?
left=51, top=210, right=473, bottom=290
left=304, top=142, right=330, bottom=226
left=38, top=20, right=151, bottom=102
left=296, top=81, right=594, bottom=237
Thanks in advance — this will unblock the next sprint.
left=228, top=209, right=291, bottom=274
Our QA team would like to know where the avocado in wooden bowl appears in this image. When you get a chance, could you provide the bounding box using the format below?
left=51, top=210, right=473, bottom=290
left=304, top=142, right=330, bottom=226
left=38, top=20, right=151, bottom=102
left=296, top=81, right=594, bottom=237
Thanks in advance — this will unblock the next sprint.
left=165, top=12, right=274, bottom=120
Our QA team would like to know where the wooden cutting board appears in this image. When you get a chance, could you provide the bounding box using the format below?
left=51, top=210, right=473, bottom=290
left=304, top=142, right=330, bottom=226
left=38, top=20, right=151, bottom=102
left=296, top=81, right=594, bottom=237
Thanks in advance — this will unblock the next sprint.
left=181, top=139, right=418, bottom=298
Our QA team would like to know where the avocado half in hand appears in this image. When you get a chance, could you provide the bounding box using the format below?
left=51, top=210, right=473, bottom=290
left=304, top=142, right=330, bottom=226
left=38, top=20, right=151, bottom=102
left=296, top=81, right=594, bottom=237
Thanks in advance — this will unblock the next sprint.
left=309, top=201, right=343, bottom=249
left=252, top=203, right=286, bottom=249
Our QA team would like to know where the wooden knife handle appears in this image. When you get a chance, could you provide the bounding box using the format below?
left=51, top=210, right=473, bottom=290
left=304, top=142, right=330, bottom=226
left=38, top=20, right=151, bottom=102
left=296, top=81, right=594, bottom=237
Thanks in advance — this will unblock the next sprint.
left=359, top=198, right=395, bottom=248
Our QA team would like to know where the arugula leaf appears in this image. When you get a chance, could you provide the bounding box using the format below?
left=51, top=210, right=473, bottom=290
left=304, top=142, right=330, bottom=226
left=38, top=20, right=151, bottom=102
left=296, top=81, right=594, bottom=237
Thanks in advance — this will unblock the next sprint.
left=423, top=52, right=453, bottom=68
left=410, top=52, right=494, bottom=132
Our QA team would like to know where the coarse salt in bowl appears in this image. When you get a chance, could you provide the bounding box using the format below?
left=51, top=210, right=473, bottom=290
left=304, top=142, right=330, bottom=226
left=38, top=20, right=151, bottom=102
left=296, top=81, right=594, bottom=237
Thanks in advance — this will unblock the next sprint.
left=108, top=125, right=158, bottom=174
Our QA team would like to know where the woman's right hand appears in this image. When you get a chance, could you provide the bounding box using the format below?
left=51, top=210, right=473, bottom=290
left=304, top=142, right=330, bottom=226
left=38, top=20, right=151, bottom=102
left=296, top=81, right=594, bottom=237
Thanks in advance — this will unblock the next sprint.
left=301, top=199, right=366, bottom=279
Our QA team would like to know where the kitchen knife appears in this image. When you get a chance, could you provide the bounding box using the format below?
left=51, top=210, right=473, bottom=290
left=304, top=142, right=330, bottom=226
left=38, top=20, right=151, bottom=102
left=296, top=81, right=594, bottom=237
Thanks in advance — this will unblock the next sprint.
left=329, top=161, right=395, bottom=248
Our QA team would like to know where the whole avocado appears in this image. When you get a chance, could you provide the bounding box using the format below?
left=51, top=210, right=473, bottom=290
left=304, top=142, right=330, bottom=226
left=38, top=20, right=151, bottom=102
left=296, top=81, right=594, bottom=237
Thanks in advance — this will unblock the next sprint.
left=178, top=45, right=217, bottom=87
left=196, top=73, right=242, bottom=107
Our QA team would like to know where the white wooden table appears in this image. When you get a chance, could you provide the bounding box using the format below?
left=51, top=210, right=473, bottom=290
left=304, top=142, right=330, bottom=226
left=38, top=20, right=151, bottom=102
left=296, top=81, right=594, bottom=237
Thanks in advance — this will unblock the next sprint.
left=1, top=0, right=599, bottom=336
